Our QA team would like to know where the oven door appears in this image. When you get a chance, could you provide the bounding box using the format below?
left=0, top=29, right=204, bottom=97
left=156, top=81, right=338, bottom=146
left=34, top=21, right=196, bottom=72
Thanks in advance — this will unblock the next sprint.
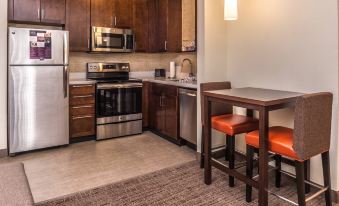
left=96, top=83, right=142, bottom=118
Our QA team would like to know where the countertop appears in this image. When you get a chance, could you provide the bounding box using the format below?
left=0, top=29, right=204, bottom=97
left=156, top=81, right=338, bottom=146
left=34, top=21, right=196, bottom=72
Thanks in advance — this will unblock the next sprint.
left=69, top=76, right=197, bottom=89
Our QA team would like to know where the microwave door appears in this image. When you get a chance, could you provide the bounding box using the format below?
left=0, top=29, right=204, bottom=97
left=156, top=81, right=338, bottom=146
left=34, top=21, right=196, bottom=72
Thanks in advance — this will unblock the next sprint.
left=9, top=27, right=67, bottom=66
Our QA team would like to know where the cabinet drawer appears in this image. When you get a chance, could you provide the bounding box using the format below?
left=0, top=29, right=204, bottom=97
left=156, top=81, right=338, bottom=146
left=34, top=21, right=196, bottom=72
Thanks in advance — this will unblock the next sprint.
left=70, top=94, right=95, bottom=106
left=70, top=104, right=95, bottom=116
left=70, top=84, right=95, bottom=96
left=163, top=85, right=178, bottom=97
left=70, top=115, right=95, bottom=138
left=152, top=83, right=178, bottom=97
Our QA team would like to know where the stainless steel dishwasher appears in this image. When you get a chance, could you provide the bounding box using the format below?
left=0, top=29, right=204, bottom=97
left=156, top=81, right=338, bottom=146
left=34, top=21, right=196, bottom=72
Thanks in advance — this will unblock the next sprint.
left=179, top=88, right=197, bottom=145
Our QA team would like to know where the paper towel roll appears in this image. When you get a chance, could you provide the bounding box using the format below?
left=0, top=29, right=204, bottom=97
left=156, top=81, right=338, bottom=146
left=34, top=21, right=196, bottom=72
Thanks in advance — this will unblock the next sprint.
left=170, top=62, right=176, bottom=78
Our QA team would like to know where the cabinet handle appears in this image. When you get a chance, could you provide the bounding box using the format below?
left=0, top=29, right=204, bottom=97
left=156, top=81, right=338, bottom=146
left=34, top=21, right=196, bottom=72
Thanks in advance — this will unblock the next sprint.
left=72, top=115, right=93, bottom=120
left=88, top=38, right=90, bottom=49
left=165, top=41, right=167, bottom=51
left=160, top=96, right=163, bottom=107
left=72, top=95, right=93, bottom=98
left=37, top=9, right=40, bottom=20
left=114, top=17, right=117, bottom=27
left=72, top=105, right=93, bottom=109
left=72, top=85, right=93, bottom=88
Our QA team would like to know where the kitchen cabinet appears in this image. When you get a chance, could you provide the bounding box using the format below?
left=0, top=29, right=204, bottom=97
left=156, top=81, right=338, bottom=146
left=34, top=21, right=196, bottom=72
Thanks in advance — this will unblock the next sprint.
left=69, top=84, right=96, bottom=140
left=8, top=0, right=14, bottom=21
left=41, top=0, right=66, bottom=24
left=66, top=0, right=90, bottom=52
left=150, top=83, right=180, bottom=142
left=91, top=0, right=132, bottom=28
left=132, top=0, right=158, bottom=52
left=10, top=0, right=66, bottom=25
left=142, top=82, right=151, bottom=128
left=156, top=0, right=197, bottom=52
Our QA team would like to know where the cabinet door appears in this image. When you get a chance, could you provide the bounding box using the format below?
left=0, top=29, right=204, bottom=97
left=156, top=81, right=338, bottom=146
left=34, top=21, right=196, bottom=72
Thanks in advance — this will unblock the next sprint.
left=167, top=0, right=182, bottom=52
left=13, top=0, right=41, bottom=23
left=8, top=0, right=14, bottom=21
left=114, top=0, right=132, bottom=28
left=132, top=0, right=149, bottom=52
left=163, top=95, right=179, bottom=139
left=157, top=0, right=168, bottom=52
left=41, top=0, right=66, bottom=24
left=151, top=94, right=165, bottom=132
left=91, top=0, right=115, bottom=28
left=142, top=82, right=150, bottom=127
left=70, top=115, right=95, bottom=138
left=66, top=0, right=91, bottom=52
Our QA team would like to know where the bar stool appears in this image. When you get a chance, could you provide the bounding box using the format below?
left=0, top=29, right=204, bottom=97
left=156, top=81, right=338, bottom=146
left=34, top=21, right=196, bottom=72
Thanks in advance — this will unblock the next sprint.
left=200, top=82, right=259, bottom=187
left=245, top=92, right=333, bottom=206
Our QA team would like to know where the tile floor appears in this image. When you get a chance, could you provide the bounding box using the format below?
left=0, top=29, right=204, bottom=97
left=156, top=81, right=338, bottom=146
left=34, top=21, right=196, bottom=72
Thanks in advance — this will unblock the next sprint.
left=0, top=132, right=196, bottom=203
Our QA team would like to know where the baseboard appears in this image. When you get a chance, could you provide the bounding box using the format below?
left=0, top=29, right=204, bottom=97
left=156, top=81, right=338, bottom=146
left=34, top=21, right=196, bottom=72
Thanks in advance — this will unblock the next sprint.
left=0, top=149, right=8, bottom=158
left=197, top=151, right=339, bottom=203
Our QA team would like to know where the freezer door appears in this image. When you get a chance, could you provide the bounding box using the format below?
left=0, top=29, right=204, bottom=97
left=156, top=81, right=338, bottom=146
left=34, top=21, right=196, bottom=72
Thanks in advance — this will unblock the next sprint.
left=8, top=27, right=69, bottom=65
left=9, top=66, right=69, bottom=154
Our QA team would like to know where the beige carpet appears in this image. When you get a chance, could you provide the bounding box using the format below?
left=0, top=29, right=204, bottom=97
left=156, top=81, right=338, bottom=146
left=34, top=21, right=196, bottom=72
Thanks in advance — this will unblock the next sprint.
left=36, top=161, right=335, bottom=206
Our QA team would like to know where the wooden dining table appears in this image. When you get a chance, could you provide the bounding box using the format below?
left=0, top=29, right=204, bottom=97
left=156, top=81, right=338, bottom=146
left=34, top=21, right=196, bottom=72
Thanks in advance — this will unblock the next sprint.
left=203, top=87, right=304, bottom=206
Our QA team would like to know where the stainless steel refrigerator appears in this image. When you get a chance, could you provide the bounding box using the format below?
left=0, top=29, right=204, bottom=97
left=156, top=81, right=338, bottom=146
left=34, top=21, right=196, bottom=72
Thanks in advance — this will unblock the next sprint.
left=8, top=27, right=69, bottom=155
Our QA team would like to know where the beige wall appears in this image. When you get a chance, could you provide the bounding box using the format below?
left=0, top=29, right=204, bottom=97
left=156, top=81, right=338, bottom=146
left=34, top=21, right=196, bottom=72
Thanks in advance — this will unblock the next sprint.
left=0, top=1, right=7, bottom=150
left=197, top=0, right=229, bottom=151
left=198, top=0, right=339, bottom=190
left=69, top=52, right=197, bottom=74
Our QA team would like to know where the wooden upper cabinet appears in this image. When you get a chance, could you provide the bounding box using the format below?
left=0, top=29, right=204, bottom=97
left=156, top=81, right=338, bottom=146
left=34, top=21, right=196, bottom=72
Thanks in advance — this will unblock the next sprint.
left=91, top=0, right=132, bottom=28
left=91, top=0, right=115, bottom=27
left=12, top=0, right=41, bottom=23
left=40, top=0, right=66, bottom=24
left=10, top=0, right=66, bottom=25
left=114, top=0, right=132, bottom=28
left=157, top=0, right=168, bottom=52
left=8, top=0, right=14, bottom=21
left=66, top=0, right=90, bottom=52
left=132, top=0, right=149, bottom=52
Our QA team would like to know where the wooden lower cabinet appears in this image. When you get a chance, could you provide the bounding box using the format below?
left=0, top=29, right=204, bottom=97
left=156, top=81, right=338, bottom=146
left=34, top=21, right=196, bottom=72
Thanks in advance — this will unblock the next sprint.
left=69, top=84, right=96, bottom=140
left=148, top=83, right=180, bottom=142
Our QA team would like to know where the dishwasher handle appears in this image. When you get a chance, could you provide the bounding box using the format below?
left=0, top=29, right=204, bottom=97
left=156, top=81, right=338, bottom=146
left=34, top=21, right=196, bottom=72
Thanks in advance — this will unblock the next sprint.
left=179, top=91, right=197, bottom=97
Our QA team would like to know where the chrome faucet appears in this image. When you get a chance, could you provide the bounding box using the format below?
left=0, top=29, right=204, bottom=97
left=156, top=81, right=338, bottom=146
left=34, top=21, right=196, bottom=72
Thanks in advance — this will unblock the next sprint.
left=182, top=58, right=194, bottom=77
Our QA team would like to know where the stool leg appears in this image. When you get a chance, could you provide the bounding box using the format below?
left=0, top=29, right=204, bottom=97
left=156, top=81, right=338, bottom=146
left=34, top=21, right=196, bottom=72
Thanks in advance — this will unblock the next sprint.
left=246, top=145, right=254, bottom=202
left=274, top=155, right=282, bottom=188
left=322, top=152, right=332, bottom=206
left=295, top=161, right=306, bottom=206
left=228, top=135, right=235, bottom=187
left=225, top=134, right=229, bottom=161
left=304, top=160, right=311, bottom=194
left=200, top=127, right=204, bottom=169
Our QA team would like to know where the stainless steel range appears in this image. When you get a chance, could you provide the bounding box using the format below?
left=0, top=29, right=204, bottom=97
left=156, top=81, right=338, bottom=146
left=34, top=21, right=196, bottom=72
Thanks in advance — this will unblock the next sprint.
left=87, top=63, right=142, bottom=140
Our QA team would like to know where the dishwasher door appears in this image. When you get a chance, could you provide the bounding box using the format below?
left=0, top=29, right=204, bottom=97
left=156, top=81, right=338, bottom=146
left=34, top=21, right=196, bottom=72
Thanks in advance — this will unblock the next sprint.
left=179, top=88, right=197, bottom=145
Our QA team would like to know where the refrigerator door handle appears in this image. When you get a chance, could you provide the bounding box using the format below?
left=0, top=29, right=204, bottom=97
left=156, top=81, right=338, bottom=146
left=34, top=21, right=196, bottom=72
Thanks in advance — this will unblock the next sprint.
left=64, top=66, right=68, bottom=98
left=63, top=31, right=69, bottom=65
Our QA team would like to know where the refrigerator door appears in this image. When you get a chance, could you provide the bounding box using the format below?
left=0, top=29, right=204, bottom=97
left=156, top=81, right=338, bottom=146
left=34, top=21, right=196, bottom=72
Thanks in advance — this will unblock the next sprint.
left=8, top=27, right=69, bottom=66
left=9, top=66, right=69, bottom=154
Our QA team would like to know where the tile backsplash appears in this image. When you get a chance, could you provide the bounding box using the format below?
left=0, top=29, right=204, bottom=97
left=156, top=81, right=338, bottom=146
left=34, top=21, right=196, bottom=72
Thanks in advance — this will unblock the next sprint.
left=69, top=52, right=197, bottom=74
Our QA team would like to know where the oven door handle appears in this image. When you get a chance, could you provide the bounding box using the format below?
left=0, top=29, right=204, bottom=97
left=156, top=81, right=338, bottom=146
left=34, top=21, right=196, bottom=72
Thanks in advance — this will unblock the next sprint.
left=97, top=83, right=143, bottom=89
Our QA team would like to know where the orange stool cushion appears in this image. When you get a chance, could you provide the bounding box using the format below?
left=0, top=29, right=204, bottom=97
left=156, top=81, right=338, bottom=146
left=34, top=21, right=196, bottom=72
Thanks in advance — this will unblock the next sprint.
left=211, top=114, right=259, bottom=136
left=245, top=126, right=301, bottom=161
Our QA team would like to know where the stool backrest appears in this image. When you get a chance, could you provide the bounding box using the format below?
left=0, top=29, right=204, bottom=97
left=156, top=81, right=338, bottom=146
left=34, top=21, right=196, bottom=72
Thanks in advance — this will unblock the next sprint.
left=293, top=92, right=333, bottom=160
left=200, top=82, right=233, bottom=124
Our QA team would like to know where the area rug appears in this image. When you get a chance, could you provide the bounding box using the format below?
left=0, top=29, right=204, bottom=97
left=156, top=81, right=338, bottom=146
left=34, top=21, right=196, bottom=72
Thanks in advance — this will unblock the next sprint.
left=36, top=161, right=332, bottom=206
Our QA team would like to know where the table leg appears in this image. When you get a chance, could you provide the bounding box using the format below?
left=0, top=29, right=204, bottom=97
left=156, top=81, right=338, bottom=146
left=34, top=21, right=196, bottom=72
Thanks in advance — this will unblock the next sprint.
left=258, top=108, right=269, bottom=206
left=204, top=96, right=212, bottom=185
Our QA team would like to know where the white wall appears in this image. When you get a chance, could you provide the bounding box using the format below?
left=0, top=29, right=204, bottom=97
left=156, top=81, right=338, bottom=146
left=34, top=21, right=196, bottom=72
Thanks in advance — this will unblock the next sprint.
left=0, top=1, right=7, bottom=150
left=198, top=0, right=339, bottom=190
left=197, top=0, right=229, bottom=152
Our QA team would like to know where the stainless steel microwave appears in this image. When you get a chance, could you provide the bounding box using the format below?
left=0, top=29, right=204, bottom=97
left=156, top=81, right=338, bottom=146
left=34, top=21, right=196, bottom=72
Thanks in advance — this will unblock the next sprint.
left=91, top=27, right=134, bottom=53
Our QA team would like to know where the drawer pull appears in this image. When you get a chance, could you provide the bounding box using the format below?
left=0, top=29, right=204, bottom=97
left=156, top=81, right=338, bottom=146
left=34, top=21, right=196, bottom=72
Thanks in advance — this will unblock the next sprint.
left=72, top=105, right=94, bottom=109
left=72, top=85, right=93, bottom=88
left=72, top=115, right=93, bottom=120
left=72, top=95, right=93, bottom=98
